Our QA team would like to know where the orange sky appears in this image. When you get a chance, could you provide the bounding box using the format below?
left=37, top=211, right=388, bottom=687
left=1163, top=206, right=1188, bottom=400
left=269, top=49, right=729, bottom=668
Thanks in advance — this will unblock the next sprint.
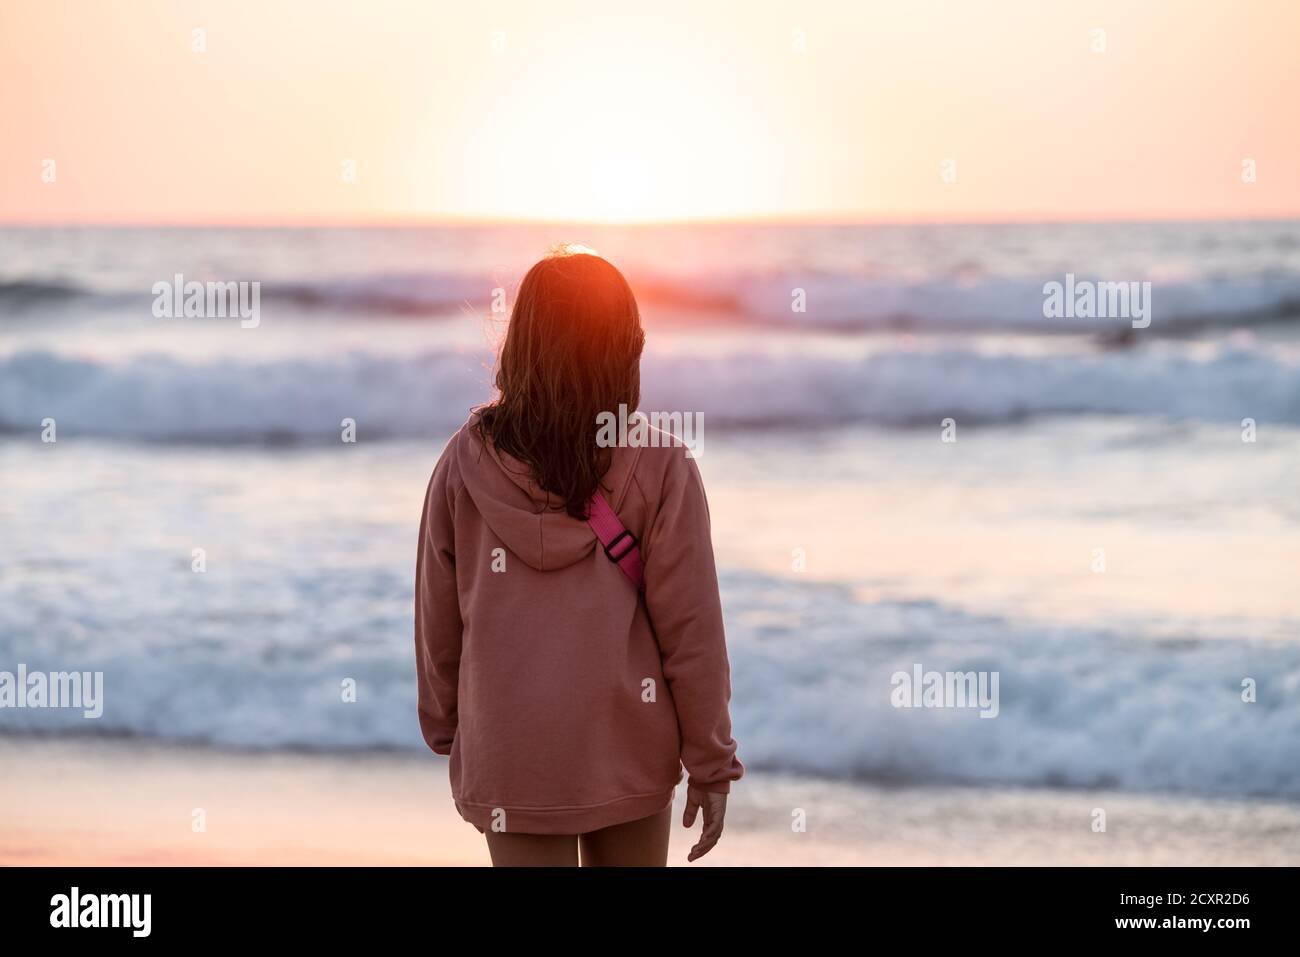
left=1, top=0, right=1297, bottom=224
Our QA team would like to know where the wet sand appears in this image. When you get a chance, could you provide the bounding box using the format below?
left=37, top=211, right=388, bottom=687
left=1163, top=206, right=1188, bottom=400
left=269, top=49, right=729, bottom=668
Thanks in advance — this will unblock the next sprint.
left=4, top=736, right=1299, bottom=867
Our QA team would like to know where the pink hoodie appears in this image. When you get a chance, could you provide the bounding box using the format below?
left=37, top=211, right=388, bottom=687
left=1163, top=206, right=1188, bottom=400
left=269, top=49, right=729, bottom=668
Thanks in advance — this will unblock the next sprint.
left=415, top=416, right=744, bottom=834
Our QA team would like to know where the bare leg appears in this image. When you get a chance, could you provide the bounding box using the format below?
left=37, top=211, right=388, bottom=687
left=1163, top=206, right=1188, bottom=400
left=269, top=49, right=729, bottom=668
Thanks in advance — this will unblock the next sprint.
left=579, top=806, right=672, bottom=867
left=484, top=830, right=579, bottom=867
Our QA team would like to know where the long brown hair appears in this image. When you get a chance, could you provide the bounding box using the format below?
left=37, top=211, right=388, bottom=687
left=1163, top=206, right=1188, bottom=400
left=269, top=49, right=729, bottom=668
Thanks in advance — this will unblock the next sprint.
left=475, top=245, right=645, bottom=518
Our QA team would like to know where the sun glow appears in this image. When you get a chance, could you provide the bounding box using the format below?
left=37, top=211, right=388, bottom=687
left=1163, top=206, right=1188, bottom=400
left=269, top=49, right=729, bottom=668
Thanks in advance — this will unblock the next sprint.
left=434, top=23, right=783, bottom=223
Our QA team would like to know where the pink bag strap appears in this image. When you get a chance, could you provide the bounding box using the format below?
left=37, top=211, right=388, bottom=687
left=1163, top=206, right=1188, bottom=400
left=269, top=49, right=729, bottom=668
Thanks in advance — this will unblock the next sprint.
left=586, top=489, right=645, bottom=591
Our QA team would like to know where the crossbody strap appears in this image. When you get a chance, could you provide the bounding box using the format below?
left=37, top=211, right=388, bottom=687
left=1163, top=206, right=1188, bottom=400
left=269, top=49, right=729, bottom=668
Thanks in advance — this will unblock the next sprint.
left=586, top=489, right=645, bottom=591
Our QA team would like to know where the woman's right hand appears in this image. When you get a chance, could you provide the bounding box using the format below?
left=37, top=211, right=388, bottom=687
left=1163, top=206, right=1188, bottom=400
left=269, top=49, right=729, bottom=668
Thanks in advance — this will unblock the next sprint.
left=683, top=784, right=727, bottom=862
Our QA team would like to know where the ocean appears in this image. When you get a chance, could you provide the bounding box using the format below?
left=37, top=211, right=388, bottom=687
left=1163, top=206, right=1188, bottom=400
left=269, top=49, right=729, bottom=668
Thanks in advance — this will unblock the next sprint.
left=2, top=220, right=1299, bottom=802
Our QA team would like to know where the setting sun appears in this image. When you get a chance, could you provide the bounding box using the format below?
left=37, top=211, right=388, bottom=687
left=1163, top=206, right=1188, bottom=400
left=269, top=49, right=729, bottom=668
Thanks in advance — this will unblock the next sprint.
left=421, top=12, right=786, bottom=222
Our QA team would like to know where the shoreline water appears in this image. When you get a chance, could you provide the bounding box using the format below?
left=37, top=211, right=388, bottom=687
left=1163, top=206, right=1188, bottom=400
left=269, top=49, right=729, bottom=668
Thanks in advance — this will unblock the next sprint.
left=4, top=424, right=1300, bottom=800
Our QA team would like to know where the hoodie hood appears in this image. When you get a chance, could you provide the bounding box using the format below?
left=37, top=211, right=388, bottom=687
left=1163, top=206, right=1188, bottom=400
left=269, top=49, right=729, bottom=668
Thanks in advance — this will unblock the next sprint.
left=451, top=416, right=641, bottom=572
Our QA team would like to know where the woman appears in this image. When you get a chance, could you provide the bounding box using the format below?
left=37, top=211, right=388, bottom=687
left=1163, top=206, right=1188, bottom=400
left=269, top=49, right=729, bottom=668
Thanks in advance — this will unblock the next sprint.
left=414, top=246, right=743, bottom=866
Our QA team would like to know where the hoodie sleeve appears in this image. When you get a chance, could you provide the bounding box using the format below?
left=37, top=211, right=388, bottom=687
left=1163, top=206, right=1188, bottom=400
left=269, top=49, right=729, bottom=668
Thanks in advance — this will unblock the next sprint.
left=642, top=453, right=744, bottom=793
left=415, top=452, right=462, bottom=756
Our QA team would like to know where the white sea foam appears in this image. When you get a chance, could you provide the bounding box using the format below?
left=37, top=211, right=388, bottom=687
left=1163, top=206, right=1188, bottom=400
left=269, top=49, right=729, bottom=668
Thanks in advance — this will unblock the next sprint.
left=639, top=270, right=1300, bottom=331
left=2, top=570, right=1295, bottom=798
left=6, top=270, right=1300, bottom=331
left=722, top=576, right=1300, bottom=798
left=2, top=342, right=1296, bottom=439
